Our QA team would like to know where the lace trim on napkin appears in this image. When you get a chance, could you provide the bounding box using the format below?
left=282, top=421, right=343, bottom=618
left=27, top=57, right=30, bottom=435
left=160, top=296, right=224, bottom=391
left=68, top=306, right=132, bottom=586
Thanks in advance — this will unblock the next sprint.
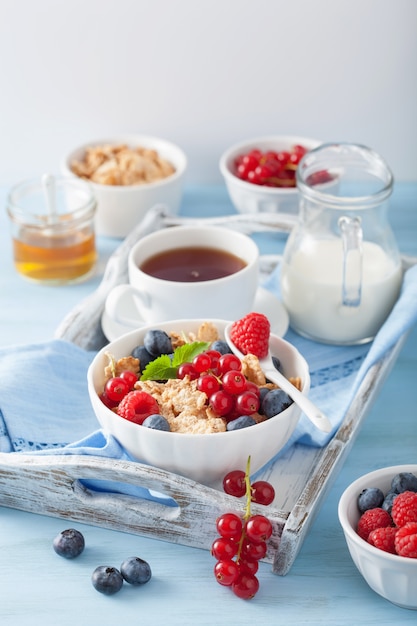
left=310, top=354, right=366, bottom=387
left=11, top=438, right=68, bottom=453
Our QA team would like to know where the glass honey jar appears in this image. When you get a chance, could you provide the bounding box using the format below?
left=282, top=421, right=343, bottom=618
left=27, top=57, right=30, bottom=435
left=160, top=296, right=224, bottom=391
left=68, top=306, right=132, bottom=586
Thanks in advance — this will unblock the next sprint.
left=7, top=175, right=97, bottom=285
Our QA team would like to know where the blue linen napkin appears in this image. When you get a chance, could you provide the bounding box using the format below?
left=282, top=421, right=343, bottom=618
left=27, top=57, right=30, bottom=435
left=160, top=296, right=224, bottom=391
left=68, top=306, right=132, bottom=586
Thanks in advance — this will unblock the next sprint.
left=0, top=264, right=416, bottom=485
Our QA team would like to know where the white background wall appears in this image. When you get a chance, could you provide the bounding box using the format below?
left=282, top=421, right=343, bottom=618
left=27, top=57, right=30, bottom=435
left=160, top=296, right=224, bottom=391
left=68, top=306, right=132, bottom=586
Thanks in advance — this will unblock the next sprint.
left=0, top=0, right=416, bottom=186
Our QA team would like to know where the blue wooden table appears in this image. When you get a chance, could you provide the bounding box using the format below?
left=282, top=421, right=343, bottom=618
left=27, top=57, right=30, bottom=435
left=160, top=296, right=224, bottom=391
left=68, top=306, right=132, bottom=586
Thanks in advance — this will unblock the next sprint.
left=0, top=184, right=416, bottom=625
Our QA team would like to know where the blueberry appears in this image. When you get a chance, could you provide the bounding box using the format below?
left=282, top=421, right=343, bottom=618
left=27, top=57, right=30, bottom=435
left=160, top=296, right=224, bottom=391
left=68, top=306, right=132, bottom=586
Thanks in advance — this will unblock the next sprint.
left=211, top=340, right=231, bottom=355
left=357, top=487, right=384, bottom=513
left=261, top=389, right=293, bottom=418
left=91, top=566, right=124, bottom=595
left=53, top=528, right=85, bottom=559
left=120, top=556, right=152, bottom=585
left=258, top=387, right=270, bottom=412
left=143, top=330, right=172, bottom=357
left=391, top=472, right=417, bottom=493
left=272, top=356, right=282, bottom=373
left=226, top=415, right=257, bottom=430
left=382, top=491, right=398, bottom=514
left=142, top=414, right=170, bottom=431
left=131, top=345, right=153, bottom=371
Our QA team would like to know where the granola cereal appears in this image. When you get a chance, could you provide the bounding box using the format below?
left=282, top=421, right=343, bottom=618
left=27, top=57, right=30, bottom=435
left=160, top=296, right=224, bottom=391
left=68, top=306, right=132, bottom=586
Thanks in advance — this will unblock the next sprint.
left=71, top=143, right=176, bottom=186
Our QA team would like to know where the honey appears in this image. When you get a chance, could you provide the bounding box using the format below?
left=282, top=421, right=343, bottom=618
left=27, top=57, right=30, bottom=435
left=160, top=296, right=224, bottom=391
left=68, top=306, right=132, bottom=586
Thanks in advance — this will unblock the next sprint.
left=12, top=230, right=97, bottom=283
left=7, top=176, right=97, bottom=285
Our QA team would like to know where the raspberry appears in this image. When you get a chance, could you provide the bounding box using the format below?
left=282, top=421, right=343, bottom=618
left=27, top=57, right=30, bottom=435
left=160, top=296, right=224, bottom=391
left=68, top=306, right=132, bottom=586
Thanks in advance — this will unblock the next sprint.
left=117, top=390, right=160, bottom=425
left=356, top=508, right=392, bottom=541
left=368, top=526, right=397, bottom=554
left=394, top=522, right=417, bottom=558
left=391, top=491, right=417, bottom=527
left=230, top=313, right=270, bottom=359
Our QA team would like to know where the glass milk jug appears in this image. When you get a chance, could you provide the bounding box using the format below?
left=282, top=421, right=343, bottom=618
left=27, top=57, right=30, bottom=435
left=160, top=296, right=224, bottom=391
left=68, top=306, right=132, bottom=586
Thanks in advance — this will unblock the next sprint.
left=280, top=143, right=402, bottom=345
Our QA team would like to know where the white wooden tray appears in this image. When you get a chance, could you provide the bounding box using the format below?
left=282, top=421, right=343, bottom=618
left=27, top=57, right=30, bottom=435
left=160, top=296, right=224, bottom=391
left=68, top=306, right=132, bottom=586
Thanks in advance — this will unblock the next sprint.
left=0, top=210, right=410, bottom=575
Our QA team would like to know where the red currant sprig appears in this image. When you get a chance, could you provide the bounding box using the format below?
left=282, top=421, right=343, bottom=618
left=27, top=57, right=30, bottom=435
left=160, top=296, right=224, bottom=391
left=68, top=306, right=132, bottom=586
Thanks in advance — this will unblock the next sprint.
left=212, top=457, right=274, bottom=600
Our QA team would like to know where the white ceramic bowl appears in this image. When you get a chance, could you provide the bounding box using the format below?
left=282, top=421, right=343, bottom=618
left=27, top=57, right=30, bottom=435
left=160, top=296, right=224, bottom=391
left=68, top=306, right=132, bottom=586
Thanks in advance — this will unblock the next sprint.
left=338, top=465, right=417, bottom=610
left=61, top=135, right=187, bottom=237
left=87, top=319, right=310, bottom=486
left=219, top=135, right=322, bottom=215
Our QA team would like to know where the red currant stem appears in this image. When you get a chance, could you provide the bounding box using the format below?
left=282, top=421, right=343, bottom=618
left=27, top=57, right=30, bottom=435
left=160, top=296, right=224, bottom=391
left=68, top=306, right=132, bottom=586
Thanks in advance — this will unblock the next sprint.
left=105, top=351, right=116, bottom=378
left=236, top=456, right=252, bottom=563
left=244, top=455, right=252, bottom=521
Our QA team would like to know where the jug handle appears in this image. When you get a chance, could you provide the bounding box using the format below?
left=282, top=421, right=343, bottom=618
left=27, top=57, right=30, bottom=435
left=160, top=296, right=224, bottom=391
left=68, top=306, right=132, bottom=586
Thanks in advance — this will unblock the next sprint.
left=338, top=216, right=363, bottom=307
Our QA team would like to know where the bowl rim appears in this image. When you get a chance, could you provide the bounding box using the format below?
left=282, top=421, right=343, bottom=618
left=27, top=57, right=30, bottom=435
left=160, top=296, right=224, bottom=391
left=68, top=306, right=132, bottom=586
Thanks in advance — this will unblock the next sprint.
left=61, top=134, right=187, bottom=191
left=219, top=134, right=322, bottom=195
left=338, top=464, right=417, bottom=565
left=88, top=317, right=310, bottom=441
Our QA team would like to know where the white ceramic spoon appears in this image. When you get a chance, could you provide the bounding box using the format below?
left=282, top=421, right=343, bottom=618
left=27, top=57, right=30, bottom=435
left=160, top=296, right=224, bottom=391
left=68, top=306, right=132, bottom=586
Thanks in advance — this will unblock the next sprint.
left=224, top=323, right=332, bottom=433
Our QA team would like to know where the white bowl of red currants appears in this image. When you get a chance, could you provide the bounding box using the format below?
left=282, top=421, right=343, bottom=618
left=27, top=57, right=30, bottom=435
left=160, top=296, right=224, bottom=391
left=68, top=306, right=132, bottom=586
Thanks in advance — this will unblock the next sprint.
left=87, top=318, right=310, bottom=486
left=338, top=465, right=417, bottom=610
left=219, top=135, right=324, bottom=215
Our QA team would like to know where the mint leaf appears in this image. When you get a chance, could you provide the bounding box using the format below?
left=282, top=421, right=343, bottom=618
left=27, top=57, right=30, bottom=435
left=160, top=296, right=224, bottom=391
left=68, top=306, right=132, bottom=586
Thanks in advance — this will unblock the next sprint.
left=171, top=342, right=210, bottom=367
left=140, top=341, right=210, bottom=381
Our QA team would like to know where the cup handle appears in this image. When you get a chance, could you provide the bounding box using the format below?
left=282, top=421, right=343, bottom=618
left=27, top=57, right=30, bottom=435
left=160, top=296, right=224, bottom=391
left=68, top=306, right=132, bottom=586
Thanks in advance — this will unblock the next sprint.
left=338, top=216, right=363, bottom=307
left=105, top=284, right=147, bottom=329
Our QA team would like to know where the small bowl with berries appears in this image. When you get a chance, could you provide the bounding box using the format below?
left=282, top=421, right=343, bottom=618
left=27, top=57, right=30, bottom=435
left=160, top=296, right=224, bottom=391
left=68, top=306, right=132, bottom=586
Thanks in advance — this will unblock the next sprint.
left=219, top=135, right=327, bottom=215
left=87, top=314, right=310, bottom=486
left=338, top=465, right=417, bottom=610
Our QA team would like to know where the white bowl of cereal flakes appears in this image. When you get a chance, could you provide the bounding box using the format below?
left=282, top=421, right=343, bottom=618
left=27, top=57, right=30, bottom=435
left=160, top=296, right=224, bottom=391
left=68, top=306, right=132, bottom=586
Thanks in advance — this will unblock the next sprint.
left=61, top=135, right=187, bottom=237
left=87, top=317, right=310, bottom=486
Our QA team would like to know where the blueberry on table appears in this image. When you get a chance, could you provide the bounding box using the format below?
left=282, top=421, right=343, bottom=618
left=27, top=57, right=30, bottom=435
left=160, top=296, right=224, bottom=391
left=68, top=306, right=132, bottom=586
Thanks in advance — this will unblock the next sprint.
left=53, top=528, right=85, bottom=559
left=91, top=566, right=124, bottom=595
left=120, top=556, right=152, bottom=585
left=143, top=329, right=173, bottom=357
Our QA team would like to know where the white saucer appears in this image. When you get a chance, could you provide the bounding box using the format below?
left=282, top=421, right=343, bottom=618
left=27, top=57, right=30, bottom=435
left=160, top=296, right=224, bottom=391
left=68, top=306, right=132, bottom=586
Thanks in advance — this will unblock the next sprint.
left=101, top=286, right=289, bottom=342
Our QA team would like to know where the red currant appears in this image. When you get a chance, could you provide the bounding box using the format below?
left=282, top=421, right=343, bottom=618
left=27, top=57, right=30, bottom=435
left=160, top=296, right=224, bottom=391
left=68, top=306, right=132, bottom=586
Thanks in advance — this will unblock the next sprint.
left=251, top=480, right=275, bottom=505
left=177, top=362, right=198, bottom=380
left=277, top=150, right=291, bottom=165
left=105, top=377, right=130, bottom=402
left=217, top=353, right=241, bottom=375
left=235, top=391, right=260, bottom=415
left=245, top=515, right=273, bottom=543
left=237, top=558, right=259, bottom=575
left=221, top=370, right=247, bottom=395
left=211, top=537, right=238, bottom=561
left=209, top=390, right=235, bottom=417
left=197, top=374, right=220, bottom=397
left=192, top=352, right=212, bottom=373
left=99, top=392, right=118, bottom=409
left=223, top=470, right=246, bottom=498
left=232, top=573, right=260, bottom=599
left=245, top=381, right=261, bottom=397
left=214, top=560, right=240, bottom=586
left=216, top=513, right=243, bottom=541
left=205, top=349, right=221, bottom=368
left=240, top=539, right=267, bottom=561
left=120, top=370, right=138, bottom=389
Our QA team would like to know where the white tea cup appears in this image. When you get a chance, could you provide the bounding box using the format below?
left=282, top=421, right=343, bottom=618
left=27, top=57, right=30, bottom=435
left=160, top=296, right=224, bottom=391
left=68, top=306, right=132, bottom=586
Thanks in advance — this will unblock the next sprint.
left=105, top=225, right=260, bottom=327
